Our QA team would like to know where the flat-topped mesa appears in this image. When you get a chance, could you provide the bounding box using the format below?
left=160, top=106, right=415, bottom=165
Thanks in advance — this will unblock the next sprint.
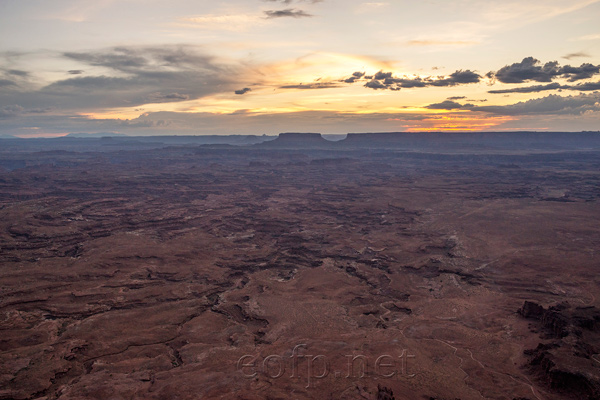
left=256, top=132, right=335, bottom=149
left=339, top=131, right=600, bottom=151
left=339, top=131, right=500, bottom=151
left=340, top=132, right=424, bottom=149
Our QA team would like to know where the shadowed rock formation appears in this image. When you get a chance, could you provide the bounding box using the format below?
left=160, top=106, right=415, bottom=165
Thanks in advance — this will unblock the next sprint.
left=256, top=132, right=335, bottom=149
left=376, top=384, right=395, bottom=400
left=519, top=301, right=600, bottom=399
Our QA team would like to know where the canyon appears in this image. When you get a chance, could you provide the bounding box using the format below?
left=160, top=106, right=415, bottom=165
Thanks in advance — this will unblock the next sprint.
left=0, top=132, right=599, bottom=399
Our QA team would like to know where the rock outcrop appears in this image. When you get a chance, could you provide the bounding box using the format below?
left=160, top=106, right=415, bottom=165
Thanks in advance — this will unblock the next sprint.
left=376, top=384, right=395, bottom=400
left=256, top=132, right=335, bottom=149
left=519, top=301, right=600, bottom=399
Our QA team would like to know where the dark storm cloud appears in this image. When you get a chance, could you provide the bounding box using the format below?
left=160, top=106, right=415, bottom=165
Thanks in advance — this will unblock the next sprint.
left=425, top=100, right=473, bottom=110
left=235, top=87, right=251, bottom=95
left=488, top=57, right=600, bottom=83
left=347, top=69, right=481, bottom=91
left=264, top=9, right=313, bottom=18
left=68, top=70, right=84, bottom=75
left=471, top=93, right=600, bottom=116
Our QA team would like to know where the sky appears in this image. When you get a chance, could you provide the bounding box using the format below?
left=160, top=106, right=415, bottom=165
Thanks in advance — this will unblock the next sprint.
left=1, top=0, right=600, bottom=137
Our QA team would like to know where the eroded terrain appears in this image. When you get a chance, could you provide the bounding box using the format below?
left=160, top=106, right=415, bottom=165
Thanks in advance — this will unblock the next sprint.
left=1, top=135, right=599, bottom=399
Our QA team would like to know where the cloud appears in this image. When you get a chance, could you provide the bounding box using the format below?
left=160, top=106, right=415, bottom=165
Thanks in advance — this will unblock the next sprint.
left=488, top=56, right=600, bottom=83
left=263, top=0, right=323, bottom=3
left=488, top=82, right=562, bottom=94
left=373, top=71, right=392, bottom=80
left=388, top=78, right=427, bottom=88
left=68, top=70, right=84, bottom=75
left=472, top=93, right=600, bottom=115
left=2, top=102, right=597, bottom=137
left=7, top=69, right=29, bottom=77
left=264, top=9, right=313, bottom=18
left=0, top=79, right=16, bottom=87
left=563, top=52, right=590, bottom=60
left=431, top=70, right=481, bottom=86
left=351, top=69, right=481, bottom=91
left=179, top=14, right=265, bottom=31
left=11, top=46, right=246, bottom=109
left=343, top=71, right=365, bottom=83
left=560, top=63, right=600, bottom=81
left=0, top=103, right=53, bottom=120
left=0, top=105, right=24, bottom=119
left=44, top=76, right=141, bottom=91
left=490, top=57, right=559, bottom=83
left=144, top=92, right=190, bottom=103
left=407, top=40, right=478, bottom=47
left=570, top=81, right=600, bottom=91
left=279, top=82, right=341, bottom=89
left=487, top=80, right=600, bottom=93
left=425, top=100, right=473, bottom=110
left=64, top=49, right=148, bottom=71
left=63, top=46, right=219, bottom=74
left=355, top=2, right=390, bottom=13
left=0, top=46, right=253, bottom=114
left=235, top=88, right=251, bottom=95
left=575, top=34, right=600, bottom=41
left=0, top=68, right=31, bottom=89
left=27, top=108, right=52, bottom=114
left=364, top=79, right=387, bottom=89
left=447, top=96, right=466, bottom=100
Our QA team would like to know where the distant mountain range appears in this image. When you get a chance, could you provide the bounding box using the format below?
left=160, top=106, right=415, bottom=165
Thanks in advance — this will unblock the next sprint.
left=3, top=132, right=600, bottom=153
left=64, top=132, right=128, bottom=138
left=256, top=131, right=600, bottom=151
